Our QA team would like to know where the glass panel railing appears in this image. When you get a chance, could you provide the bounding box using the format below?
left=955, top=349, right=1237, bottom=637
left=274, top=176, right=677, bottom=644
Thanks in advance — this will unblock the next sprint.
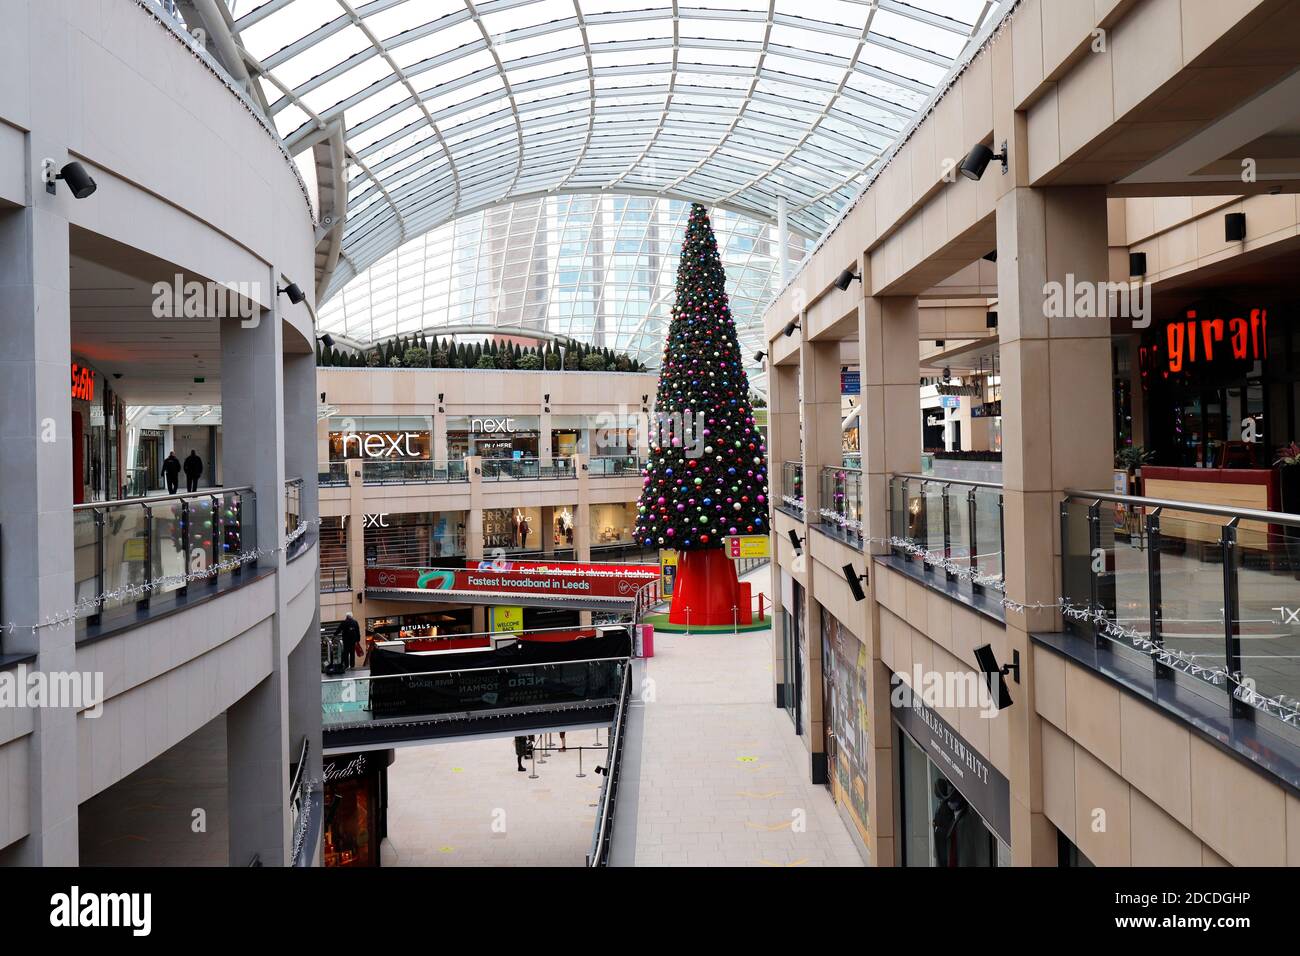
left=72, top=487, right=258, bottom=624
left=359, top=459, right=468, bottom=484
left=817, top=466, right=863, bottom=546
left=780, top=461, right=803, bottom=517
left=890, top=474, right=1004, bottom=604
left=919, top=481, right=946, bottom=571
left=322, top=658, right=628, bottom=726
left=148, top=498, right=187, bottom=599
left=1096, top=498, right=1151, bottom=650
left=972, top=485, right=1003, bottom=587
left=1062, top=490, right=1300, bottom=726
left=1061, top=497, right=1096, bottom=640
left=101, top=503, right=149, bottom=614
left=73, top=509, right=100, bottom=616
left=1152, top=511, right=1229, bottom=684
left=318, top=461, right=348, bottom=487
left=1235, top=522, right=1300, bottom=711
left=321, top=566, right=350, bottom=593
left=888, top=476, right=913, bottom=556
left=948, top=485, right=972, bottom=580
left=539, top=457, right=577, bottom=479
left=589, top=456, right=645, bottom=477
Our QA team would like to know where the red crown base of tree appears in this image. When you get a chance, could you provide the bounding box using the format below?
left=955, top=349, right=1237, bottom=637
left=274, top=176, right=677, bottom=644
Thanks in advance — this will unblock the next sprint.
left=668, top=547, right=742, bottom=626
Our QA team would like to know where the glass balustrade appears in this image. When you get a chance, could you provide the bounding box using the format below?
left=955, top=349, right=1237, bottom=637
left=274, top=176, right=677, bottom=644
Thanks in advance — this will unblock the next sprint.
left=71, top=487, right=258, bottom=625
left=888, top=474, right=1005, bottom=600
left=322, top=657, right=628, bottom=726
left=1061, top=492, right=1300, bottom=725
left=780, top=461, right=804, bottom=518
left=588, top=456, right=646, bottom=477
left=817, top=466, right=863, bottom=546
left=359, top=459, right=468, bottom=484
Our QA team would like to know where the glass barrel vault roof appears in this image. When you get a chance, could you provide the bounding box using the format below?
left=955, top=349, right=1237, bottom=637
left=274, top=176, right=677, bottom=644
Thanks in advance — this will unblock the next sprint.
left=316, top=193, right=804, bottom=367
left=224, top=0, right=999, bottom=301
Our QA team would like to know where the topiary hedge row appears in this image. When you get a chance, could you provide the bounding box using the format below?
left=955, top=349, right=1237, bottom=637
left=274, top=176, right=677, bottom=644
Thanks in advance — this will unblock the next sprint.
left=316, top=332, right=645, bottom=372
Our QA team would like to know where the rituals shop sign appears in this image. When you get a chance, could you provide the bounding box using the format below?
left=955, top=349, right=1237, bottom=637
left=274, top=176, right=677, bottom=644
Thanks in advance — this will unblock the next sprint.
left=891, top=673, right=1011, bottom=843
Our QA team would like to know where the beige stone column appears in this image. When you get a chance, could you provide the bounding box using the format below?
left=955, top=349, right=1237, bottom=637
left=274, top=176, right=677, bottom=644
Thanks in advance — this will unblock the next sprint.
left=574, top=453, right=591, bottom=562
left=997, top=184, right=1114, bottom=865
left=858, top=289, right=921, bottom=866
left=768, top=359, right=802, bottom=708
left=797, top=338, right=844, bottom=783
left=541, top=505, right=555, bottom=555
left=433, top=409, right=448, bottom=467
left=466, top=455, right=484, bottom=561
left=539, top=406, right=552, bottom=465
left=347, top=463, right=366, bottom=618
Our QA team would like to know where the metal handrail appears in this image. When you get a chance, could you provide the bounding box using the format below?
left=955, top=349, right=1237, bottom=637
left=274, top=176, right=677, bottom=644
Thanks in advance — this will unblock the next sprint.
left=321, top=655, right=631, bottom=683
left=589, top=660, right=633, bottom=867
left=1064, top=489, right=1300, bottom=529
left=371, top=557, right=658, bottom=571
left=72, top=485, right=255, bottom=511
left=896, top=472, right=1003, bottom=491
left=370, top=622, right=626, bottom=644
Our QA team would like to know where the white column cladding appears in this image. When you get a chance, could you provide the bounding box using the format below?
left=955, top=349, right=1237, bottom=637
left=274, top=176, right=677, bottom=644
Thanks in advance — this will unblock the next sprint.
left=282, top=342, right=322, bottom=863
left=0, top=202, right=79, bottom=864
left=539, top=406, right=553, bottom=464
left=221, top=287, right=292, bottom=866
left=776, top=196, right=791, bottom=284
left=433, top=408, right=448, bottom=467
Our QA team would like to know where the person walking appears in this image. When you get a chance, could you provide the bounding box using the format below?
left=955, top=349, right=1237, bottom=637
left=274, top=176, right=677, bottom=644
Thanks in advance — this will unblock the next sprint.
left=514, top=734, right=533, bottom=772
left=339, top=612, right=361, bottom=671
left=182, top=450, right=203, bottom=493
left=160, top=451, right=181, bottom=495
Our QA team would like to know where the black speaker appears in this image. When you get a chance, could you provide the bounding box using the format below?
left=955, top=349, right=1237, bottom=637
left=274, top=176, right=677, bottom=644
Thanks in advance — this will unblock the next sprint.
left=985, top=310, right=998, bottom=329
left=788, top=528, right=803, bottom=554
left=1225, top=212, right=1246, bottom=242
left=973, top=644, right=1014, bottom=710
left=843, top=563, right=867, bottom=602
left=1128, top=251, right=1147, bottom=277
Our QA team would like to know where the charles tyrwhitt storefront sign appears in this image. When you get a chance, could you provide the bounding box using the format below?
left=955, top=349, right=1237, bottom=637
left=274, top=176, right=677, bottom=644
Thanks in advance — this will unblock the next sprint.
left=891, top=673, right=1011, bottom=843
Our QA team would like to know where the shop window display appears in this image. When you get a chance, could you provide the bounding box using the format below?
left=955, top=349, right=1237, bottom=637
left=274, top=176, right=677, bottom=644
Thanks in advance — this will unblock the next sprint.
left=820, top=610, right=871, bottom=850
left=363, top=511, right=466, bottom=566
left=898, top=729, right=999, bottom=867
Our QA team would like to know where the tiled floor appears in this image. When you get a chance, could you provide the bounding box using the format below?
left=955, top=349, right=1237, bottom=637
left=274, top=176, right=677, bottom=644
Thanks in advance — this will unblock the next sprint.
left=619, top=568, right=864, bottom=867
left=383, top=732, right=609, bottom=866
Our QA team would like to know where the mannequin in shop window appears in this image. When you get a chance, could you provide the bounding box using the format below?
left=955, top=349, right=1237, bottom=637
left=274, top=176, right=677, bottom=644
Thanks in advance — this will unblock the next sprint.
left=932, top=778, right=985, bottom=867
left=520, top=517, right=530, bottom=550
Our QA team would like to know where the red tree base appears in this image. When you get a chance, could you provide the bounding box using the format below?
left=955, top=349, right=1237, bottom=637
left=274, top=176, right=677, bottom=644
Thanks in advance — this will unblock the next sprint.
left=669, top=548, right=751, bottom=626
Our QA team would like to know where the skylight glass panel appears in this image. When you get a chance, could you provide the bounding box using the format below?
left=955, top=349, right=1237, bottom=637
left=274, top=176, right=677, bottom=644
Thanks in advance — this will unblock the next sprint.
left=231, top=0, right=1003, bottom=299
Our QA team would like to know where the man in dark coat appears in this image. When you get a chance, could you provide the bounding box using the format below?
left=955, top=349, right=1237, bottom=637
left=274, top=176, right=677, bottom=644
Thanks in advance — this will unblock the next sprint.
left=182, top=450, right=203, bottom=493
left=161, top=451, right=181, bottom=494
left=339, top=612, right=361, bottom=671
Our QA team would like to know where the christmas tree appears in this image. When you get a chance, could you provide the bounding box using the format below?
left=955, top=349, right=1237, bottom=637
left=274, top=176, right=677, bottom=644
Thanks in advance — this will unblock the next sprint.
left=636, top=203, right=768, bottom=624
